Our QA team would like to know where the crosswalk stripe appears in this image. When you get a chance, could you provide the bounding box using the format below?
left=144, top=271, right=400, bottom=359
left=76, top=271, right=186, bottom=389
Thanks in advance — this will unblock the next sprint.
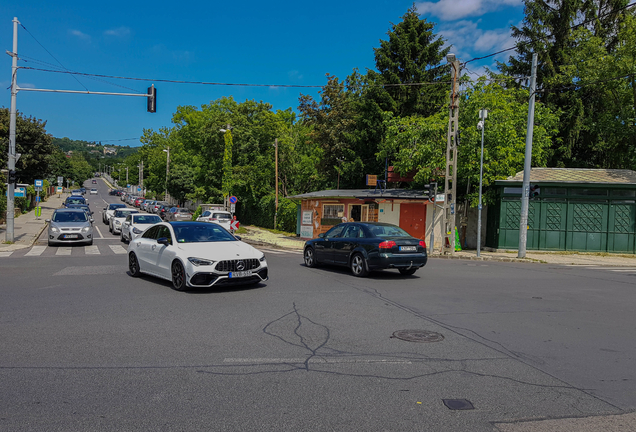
left=56, top=247, right=72, bottom=256
left=85, top=245, right=100, bottom=255
left=25, top=246, right=46, bottom=256
left=109, top=245, right=127, bottom=255
left=0, top=251, right=13, bottom=257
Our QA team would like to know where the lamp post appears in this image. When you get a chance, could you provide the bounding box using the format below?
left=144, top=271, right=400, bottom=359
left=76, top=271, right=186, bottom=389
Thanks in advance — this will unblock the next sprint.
left=477, top=109, right=487, bottom=257
left=220, top=125, right=233, bottom=211
left=163, top=147, right=170, bottom=202
left=273, top=139, right=278, bottom=229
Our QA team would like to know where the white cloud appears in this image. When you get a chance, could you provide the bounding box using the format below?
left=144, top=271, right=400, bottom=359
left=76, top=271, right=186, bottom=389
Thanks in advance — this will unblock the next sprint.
left=18, top=82, right=36, bottom=89
left=104, top=26, right=131, bottom=38
left=288, top=70, right=303, bottom=81
left=438, top=20, right=515, bottom=63
left=69, top=29, right=91, bottom=41
left=417, top=0, right=522, bottom=21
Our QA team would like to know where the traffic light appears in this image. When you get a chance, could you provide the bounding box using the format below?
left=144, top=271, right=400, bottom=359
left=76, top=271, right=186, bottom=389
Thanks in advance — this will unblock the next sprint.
left=147, top=85, right=157, bottom=113
left=530, top=184, right=540, bottom=199
left=8, top=170, right=17, bottom=184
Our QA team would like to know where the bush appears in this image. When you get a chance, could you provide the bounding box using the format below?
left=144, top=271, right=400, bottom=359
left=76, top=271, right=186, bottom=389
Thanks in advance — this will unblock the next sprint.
left=15, top=197, right=30, bottom=213
left=192, top=205, right=202, bottom=221
left=236, top=194, right=297, bottom=233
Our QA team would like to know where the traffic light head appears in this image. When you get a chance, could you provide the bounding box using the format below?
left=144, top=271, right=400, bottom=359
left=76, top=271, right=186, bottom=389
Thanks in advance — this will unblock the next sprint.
left=8, top=170, right=17, bottom=184
left=147, top=85, right=157, bottom=113
left=530, top=184, right=540, bottom=199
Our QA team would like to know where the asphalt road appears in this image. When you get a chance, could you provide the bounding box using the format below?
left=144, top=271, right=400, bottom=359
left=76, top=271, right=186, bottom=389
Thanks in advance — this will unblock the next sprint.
left=1, top=179, right=635, bottom=431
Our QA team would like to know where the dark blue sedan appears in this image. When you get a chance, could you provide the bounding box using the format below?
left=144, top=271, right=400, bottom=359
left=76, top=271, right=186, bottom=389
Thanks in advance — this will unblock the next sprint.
left=303, top=222, right=427, bottom=277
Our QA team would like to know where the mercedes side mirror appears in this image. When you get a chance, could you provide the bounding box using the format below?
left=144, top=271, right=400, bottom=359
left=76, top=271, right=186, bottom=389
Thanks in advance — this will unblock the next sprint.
left=157, top=237, right=170, bottom=246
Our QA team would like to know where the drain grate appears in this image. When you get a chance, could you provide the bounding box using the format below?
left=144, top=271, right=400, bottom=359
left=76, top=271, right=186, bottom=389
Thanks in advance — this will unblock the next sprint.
left=391, top=330, right=444, bottom=343
left=443, top=399, right=474, bottom=410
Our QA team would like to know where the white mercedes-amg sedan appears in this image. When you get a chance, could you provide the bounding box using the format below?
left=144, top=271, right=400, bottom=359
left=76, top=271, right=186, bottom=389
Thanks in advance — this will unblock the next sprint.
left=127, top=221, right=268, bottom=291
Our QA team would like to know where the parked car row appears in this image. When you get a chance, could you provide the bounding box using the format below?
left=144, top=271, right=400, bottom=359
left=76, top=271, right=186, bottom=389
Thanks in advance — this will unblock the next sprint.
left=117, top=192, right=194, bottom=222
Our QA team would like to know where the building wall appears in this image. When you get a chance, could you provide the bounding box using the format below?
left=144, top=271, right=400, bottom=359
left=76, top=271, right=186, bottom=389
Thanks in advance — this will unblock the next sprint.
left=425, top=202, right=444, bottom=253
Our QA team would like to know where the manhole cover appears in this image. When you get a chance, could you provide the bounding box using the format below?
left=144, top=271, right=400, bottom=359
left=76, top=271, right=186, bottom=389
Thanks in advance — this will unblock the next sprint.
left=391, top=330, right=444, bottom=343
left=443, top=399, right=474, bottom=410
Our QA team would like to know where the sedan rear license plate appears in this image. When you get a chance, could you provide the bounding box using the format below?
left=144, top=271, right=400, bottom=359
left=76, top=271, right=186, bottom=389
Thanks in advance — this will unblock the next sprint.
left=399, top=246, right=416, bottom=252
left=229, top=271, right=252, bottom=278
left=64, top=234, right=79, bottom=239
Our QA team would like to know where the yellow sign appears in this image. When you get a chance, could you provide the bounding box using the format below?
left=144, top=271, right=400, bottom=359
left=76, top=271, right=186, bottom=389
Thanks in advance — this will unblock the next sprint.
left=366, top=175, right=377, bottom=186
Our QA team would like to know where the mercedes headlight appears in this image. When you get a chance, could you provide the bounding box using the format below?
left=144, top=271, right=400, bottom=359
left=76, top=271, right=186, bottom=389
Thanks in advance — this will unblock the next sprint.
left=259, top=254, right=266, bottom=262
left=132, top=227, right=144, bottom=234
left=188, top=257, right=215, bottom=266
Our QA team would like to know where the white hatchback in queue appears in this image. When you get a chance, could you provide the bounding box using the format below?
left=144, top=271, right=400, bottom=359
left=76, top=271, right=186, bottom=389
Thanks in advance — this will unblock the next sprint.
left=127, top=221, right=268, bottom=291
left=121, top=213, right=162, bottom=243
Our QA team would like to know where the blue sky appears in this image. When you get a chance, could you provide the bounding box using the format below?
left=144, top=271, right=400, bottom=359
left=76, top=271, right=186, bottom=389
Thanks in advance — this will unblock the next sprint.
left=1, top=0, right=524, bottom=146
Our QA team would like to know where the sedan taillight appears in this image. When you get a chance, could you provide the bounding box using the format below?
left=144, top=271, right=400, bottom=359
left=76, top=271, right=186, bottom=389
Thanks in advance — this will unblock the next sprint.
left=419, top=240, right=426, bottom=249
left=378, top=240, right=397, bottom=249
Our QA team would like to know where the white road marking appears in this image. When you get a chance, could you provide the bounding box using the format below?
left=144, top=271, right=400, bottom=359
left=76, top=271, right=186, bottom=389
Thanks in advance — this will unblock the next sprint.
left=0, top=251, right=13, bottom=257
left=56, top=247, right=72, bottom=256
left=608, top=269, right=636, bottom=272
left=85, top=245, right=100, bottom=255
left=109, top=244, right=127, bottom=255
left=25, top=246, right=46, bottom=256
left=94, top=225, right=104, bottom=239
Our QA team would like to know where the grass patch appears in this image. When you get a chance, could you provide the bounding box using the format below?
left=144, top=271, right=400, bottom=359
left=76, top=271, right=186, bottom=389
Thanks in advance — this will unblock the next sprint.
left=235, top=226, right=248, bottom=234
left=261, top=227, right=297, bottom=237
left=2, top=241, right=14, bottom=244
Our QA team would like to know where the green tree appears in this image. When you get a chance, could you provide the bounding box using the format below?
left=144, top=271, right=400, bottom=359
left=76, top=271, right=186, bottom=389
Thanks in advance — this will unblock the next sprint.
left=372, top=3, right=451, bottom=117
left=499, top=0, right=633, bottom=166
left=0, top=108, right=55, bottom=184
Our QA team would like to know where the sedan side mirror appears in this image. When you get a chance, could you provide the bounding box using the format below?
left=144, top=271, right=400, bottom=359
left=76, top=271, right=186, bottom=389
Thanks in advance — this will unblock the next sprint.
left=234, top=235, right=242, bottom=240
left=89, top=218, right=94, bottom=223
left=45, top=219, right=51, bottom=223
left=318, top=233, right=325, bottom=238
left=157, top=237, right=170, bottom=246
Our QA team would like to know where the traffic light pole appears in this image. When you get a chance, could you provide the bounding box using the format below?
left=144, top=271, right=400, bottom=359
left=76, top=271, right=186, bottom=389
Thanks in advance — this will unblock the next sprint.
left=5, top=16, right=155, bottom=243
left=518, top=52, right=538, bottom=259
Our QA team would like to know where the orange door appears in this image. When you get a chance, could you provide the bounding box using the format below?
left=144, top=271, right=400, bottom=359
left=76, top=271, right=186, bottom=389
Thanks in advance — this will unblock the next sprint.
left=399, top=203, right=426, bottom=239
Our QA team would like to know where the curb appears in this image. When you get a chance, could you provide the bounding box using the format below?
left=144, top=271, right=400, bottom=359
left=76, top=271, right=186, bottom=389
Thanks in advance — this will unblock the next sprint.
left=430, top=254, right=543, bottom=263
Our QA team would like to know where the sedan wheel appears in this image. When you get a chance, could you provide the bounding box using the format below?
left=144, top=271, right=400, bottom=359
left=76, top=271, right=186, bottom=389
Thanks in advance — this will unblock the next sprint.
left=171, top=260, right=187, bottom=291
left=350, top=253, right=369, bottom=277
left=304, top=247, right=317, bottom=268
left=398, top=268, right=417, bottom=276
left=129, top=252, right=141, bottom=277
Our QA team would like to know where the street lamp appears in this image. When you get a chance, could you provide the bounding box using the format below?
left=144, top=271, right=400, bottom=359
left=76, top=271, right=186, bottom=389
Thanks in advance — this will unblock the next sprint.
left=476, top=109, right=487, bottom=257
left=220, top=125, right=233, bottom=211
left=163, top=147, right=170, bottom=202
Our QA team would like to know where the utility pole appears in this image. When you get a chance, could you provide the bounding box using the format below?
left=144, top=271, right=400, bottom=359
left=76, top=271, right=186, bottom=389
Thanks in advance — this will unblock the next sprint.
left=518, top=52, right=538, bottom=259
left=125, top=166, right=128, bottom=183
left=442, top=54, right=461, bottom=255
left=477, top=109, right=487, bottom=257
left=5, top=17, right=19, bottom=243
left=273, top=139, right=279, bottom=229
left=163, top=147, right=170, bottom=201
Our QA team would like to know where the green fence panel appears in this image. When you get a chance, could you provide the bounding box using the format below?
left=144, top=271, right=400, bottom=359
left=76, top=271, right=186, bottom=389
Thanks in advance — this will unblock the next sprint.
left=566, top=201, right=608, bottom=252
left=607, top=202, right=636, bottom=253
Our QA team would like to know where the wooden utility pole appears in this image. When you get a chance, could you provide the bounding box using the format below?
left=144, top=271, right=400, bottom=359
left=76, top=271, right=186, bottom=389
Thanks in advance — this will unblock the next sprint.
left=442, top=56, right=461, bottom=254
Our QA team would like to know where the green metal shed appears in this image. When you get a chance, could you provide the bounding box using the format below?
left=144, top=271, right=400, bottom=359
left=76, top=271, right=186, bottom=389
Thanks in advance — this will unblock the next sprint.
left=487, top=168, right=636, bottom=253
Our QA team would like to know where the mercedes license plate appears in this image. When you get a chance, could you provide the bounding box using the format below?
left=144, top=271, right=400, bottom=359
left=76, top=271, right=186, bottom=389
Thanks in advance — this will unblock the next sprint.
left=229, top=271, right=252, bottom=278
left=64, top=234, right=79, bottom=239
left=399, top=246, right=416, bottom=252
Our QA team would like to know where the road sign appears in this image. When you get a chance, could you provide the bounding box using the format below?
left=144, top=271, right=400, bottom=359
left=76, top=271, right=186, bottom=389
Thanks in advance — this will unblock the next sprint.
left=57, top=176, right=63, bottom=186
left=34, top=179, right=43, bottom=187
left=230, top=220, right=240, bottom=231
left=137, top=187, right=141, bottom=192
left=35, top=195, right=40, bottom=203
left=230, top=203, right=236, bottom=213
left=229, top=196, right=238, bottom=204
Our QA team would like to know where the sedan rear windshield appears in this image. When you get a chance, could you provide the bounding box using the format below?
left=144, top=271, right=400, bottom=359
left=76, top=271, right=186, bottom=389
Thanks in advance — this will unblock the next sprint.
left=174, top=224, right=236, bottom=243
left=53, top=212, right=88, bottom=222
left=108, top=204, right=126, bottom=210
left=212, top=213, right=231, bottom=219
left=178, top=209, right=191, bottom=213
left=66, top=198, right=86, bottom=204
left=369, top=225, right=412, bottom=237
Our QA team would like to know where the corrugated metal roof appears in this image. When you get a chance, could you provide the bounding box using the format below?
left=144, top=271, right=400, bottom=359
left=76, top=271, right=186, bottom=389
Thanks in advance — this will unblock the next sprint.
left=500, top=168, right=636, bottom=184
left=288, top=188, right=430, bottom=200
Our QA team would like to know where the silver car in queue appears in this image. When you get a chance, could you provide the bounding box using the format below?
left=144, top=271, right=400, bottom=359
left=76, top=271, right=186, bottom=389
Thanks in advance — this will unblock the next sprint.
left=46, top=208, right=94, bottom=246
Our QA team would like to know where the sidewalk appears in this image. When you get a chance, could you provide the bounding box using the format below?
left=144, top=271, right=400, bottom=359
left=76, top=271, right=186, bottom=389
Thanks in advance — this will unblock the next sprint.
left=238, top=226, right=636, bottom=266
left=0, top=193, right=67, bottom=251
